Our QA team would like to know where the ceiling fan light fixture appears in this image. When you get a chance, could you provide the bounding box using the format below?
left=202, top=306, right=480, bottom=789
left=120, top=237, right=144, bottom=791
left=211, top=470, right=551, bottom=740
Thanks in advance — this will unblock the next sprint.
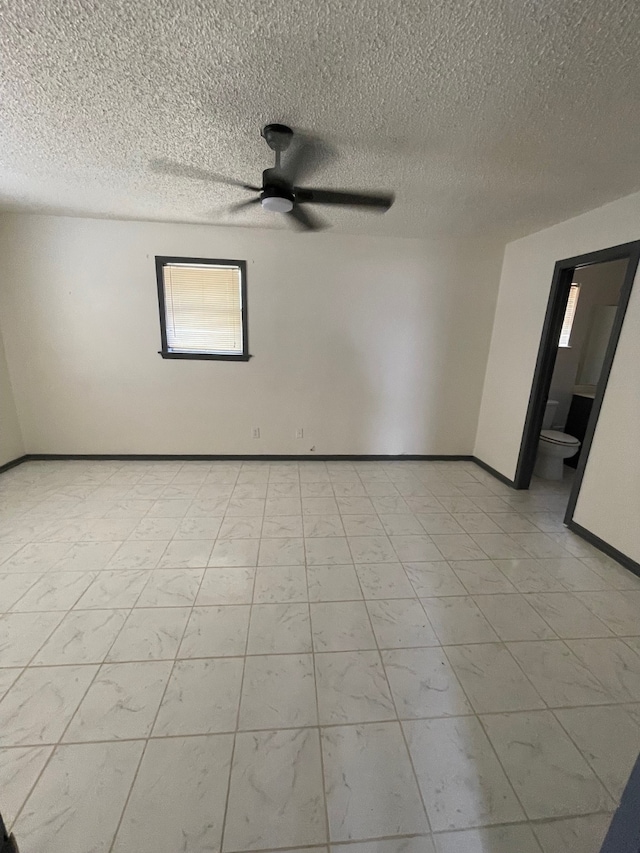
left=261, top=195, right=294, bottom=213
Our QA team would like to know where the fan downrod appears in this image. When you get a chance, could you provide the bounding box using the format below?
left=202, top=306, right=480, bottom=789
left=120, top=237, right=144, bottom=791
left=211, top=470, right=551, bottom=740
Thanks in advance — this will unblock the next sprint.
left=261, top=124, right=294, bottom=152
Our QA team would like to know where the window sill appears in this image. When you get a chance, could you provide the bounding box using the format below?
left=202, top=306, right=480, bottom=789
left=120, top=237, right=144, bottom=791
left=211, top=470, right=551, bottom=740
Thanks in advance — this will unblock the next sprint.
left=158, top=351, right=252, bottom=361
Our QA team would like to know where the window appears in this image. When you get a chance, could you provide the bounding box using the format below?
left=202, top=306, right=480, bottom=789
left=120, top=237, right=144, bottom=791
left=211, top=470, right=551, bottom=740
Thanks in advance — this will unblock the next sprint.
left=155, top=256, right=249, bottom=360
left=558, top=283, right=580, bottom=347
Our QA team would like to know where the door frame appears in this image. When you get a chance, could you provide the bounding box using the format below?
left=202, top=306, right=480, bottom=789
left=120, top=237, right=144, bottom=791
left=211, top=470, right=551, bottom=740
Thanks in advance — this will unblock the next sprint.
left=513, top=239, right=640, bottom=525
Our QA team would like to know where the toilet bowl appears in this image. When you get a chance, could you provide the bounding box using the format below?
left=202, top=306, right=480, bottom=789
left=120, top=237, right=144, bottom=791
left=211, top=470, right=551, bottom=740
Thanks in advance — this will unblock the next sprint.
left=534, top=400, right=580, bottom=480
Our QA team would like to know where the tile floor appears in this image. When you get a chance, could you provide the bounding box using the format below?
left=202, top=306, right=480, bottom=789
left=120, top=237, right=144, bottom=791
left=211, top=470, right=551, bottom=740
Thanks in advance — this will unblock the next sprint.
left=0, top=459, right=639, bottom=853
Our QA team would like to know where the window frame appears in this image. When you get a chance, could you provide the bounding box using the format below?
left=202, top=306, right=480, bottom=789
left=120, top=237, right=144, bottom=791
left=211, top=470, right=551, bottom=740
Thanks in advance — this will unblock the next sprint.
left=155, top=255, right=250, bottom=361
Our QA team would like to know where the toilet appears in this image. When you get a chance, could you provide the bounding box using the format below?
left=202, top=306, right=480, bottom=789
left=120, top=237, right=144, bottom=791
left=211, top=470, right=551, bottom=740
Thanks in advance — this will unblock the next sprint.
left=534, top=400, right=581, bottom=480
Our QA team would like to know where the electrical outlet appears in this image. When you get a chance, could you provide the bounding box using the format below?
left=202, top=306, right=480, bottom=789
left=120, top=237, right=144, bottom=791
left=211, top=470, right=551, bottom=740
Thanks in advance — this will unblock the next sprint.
left=296, top=428, right=304, bottom=439
left=252, top=428, right=260, bottom=439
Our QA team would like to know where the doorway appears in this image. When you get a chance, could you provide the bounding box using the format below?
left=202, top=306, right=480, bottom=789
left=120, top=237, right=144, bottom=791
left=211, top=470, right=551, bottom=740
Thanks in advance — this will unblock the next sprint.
left=513, top=240, right=640, bottom=526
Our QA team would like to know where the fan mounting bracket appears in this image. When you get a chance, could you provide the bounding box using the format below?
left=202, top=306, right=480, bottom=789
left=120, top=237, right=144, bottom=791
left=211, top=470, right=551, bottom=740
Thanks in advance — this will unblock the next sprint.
left=261, top=124, right=294, bottom=152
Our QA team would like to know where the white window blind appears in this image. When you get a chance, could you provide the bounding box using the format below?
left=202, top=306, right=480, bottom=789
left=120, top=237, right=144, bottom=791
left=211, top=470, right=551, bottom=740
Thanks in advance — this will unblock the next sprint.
left=162, top=262, right=244, bottom=355
left=558, top=284, right=580, bottom=347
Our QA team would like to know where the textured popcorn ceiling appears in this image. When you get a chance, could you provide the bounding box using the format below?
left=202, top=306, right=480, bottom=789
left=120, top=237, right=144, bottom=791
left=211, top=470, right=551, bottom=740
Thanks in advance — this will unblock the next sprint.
left=1, top=0, right=640, bottom=239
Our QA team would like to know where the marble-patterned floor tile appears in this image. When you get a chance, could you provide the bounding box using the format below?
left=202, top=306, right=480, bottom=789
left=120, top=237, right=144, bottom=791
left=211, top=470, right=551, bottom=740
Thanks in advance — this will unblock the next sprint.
left=434, top=824, right=542, bottom=853
left=452, top=513, right=503, bottom=535
left=581, top=557, right=640, bottom=590
left=554, top=705, right=640, bottom=799
left=367, top=598, right=438, bottom=648
left=300, top=482, right=334, bottom=498
left=253, top=565, right=308, bottom=602
left=73, top=570, right=149, bottom=609
left=106, top=607, right=189, bottom=661
left=473, top=593, right=558, bottom=641
left=105, top=539, right=169, bottom=570
left=0, top=611, right=63, bottom=666
left=267, top=483, right=301, bottom=498
left=316, top=650, right=395, bottom=724
left=323, top=722, right=429, bottom=841
left=187, top=497, right=229, bottom=516
left=450, top=560, right=515, bottom=594
left=226, top=497, right=265, bottom=516
left=428, top=535, right=487, bottom=562
left=348, top=536, right=398, bottom=564
left=147, top=498, right=192, bottom=517
left=564, top=637, right=640, bottom=701
left=232, top=483, right=268, bottom=499
left=0, top=572, right=43, bottom=611
left=492, top=558, right=565, bottom=593
left=33, top=609, right=129, bottom=665
left=404, top=716, right=524, bottom=831
left=356, top=562, right=415, bottom=599
left=507, top=641, right=611, bottom=707
left=482, top=710, right=612, bottom=819
left=525, top=592, right=612, bottom=638
left=378, top=514, right=425, bottom=536
left=258, top=537, right=305, bottom=566
left=208, top=538, right=260, bottom=567
left=335, top=839, right=435, bottom=853
left=536, top=557, right=612, bottom=591
left=336, top=496, right=376, bottom=515
left=421, top=596, right=499, bottom=645
left=218, top=516, right=263, bottom=539
left=128, top=517, right=182, bottom=541
left=64, top=661, right=172, bottom=741
left=15, top=740, right=144, bottom=853
left=0, top=668, right=22, bottom=700
left=157, top=539, right=214, bottom=568
left=469, top=534, right=529, bottom=560
left=574, top=590, right=640, bottom=636
left=389, top=535, right=444, bottom=563
left=445, top=643, right=545, bottom=712
left=52, top=541, right=121, bottom=570
left=81, top=518, right=139, bottom=541
left=311, top=601, right=376, bottom=651
left=303, top=496, right=340, bottom=515
left=383, top=647, right=472, bottom=718
left=0, top=744, right=53, bottom=827
left=510, top=532, right=567, bottom=559
left=405, top=496, right=446, bottom=513
left=179, top=605, right=250, bottom=657
left=437, top=497, right=480, bottom=514
left=9, top=571, right=96, bottom=612
left=224, top=728, right=326, bottom=850
left=305, top=537, right=353, bottom=566
left=341, top=514, right=385, bottom=536
left=248, top=603, right=312, bottom=653
left=195, top=567, right=255, bottom=605
left=135, top=568, right=203, bottom=607
left=261, top=515, right=304, bottom=538
left=153, top=657, right=243, bottom=735
left=0, top=543, right=72, bottom=573
left=238, top=653, right=317, bottom=729
left=403, top=561, right=467, bottom=597
left=487, top=513, right=540, bottom=533
left=112, top=734, right=234, bottom=853
left=415, top=513, right=465, bottom=535
left=304, top=515, right=346, bottom=537
left=372, top=495, right=411, bottom=514
left=533, top=813, right=613, bottom=853
left=307, top=565, right=363, bottom=601
left=264, top=497, right=302, bottom=516
left=0, top=664, right=98, bottom=745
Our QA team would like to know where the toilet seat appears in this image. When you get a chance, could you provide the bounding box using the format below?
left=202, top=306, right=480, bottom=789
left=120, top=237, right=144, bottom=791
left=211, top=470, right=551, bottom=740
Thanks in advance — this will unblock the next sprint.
left=540, top=429, right=580, bottom=447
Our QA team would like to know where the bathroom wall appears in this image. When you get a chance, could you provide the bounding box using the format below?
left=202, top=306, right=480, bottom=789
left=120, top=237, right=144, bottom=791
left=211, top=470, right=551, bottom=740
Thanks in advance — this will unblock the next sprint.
left=548, top=258, right=627, bottom=426
left=0, top=322, right=24, bottom=467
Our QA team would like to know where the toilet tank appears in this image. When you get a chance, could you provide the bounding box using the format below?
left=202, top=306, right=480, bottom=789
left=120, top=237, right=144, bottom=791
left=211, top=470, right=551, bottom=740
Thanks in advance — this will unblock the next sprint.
left=543, top=399, right=559, bottom=429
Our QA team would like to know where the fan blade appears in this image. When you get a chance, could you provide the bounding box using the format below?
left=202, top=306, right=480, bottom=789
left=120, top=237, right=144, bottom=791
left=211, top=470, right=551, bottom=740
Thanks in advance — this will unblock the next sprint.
left=286, top=206, right=326, bottom=231
left=280, top=134, right=335, bottom=185
left=228, top=197, right=261, bottom=213
left=295, top=188, right=394, bottom=210
left=151, top=159, right=260, bottom=191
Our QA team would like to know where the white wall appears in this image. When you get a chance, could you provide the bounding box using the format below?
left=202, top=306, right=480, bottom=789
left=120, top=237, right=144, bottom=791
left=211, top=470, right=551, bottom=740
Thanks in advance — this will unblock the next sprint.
left=0, top=213, right=502, bottom=456
left=475, top=190, right=640, bottom=561
left=0, top=324, right=24, bottom=467
left=549, top=259, right=626, bottom=426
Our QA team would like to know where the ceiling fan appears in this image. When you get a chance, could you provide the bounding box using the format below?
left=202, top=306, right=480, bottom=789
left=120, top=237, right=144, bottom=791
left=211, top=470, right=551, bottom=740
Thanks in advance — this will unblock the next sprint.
left=153, top=124, right=395, bottom=231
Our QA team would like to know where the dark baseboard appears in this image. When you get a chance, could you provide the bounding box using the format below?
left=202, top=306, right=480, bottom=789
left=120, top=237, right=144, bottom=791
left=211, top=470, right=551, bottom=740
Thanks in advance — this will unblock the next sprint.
left=568, top=520, right=640, bottom=579
left=0, top=454, right=28, bottom=475
left=6, top=452, right=475, bottom=465
left=472, top=456, right=516, bottom=488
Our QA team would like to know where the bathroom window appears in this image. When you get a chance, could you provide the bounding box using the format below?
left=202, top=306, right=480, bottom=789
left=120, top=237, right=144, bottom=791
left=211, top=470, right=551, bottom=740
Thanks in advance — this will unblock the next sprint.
left=558, top=284, right=580, bottom=347
left=155, top=257, right=249, bottom=360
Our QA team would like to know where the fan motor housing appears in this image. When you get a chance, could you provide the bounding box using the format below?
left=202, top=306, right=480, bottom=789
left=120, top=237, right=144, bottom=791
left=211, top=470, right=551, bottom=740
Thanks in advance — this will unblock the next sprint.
left=261, top=183, right=294, bottom=213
